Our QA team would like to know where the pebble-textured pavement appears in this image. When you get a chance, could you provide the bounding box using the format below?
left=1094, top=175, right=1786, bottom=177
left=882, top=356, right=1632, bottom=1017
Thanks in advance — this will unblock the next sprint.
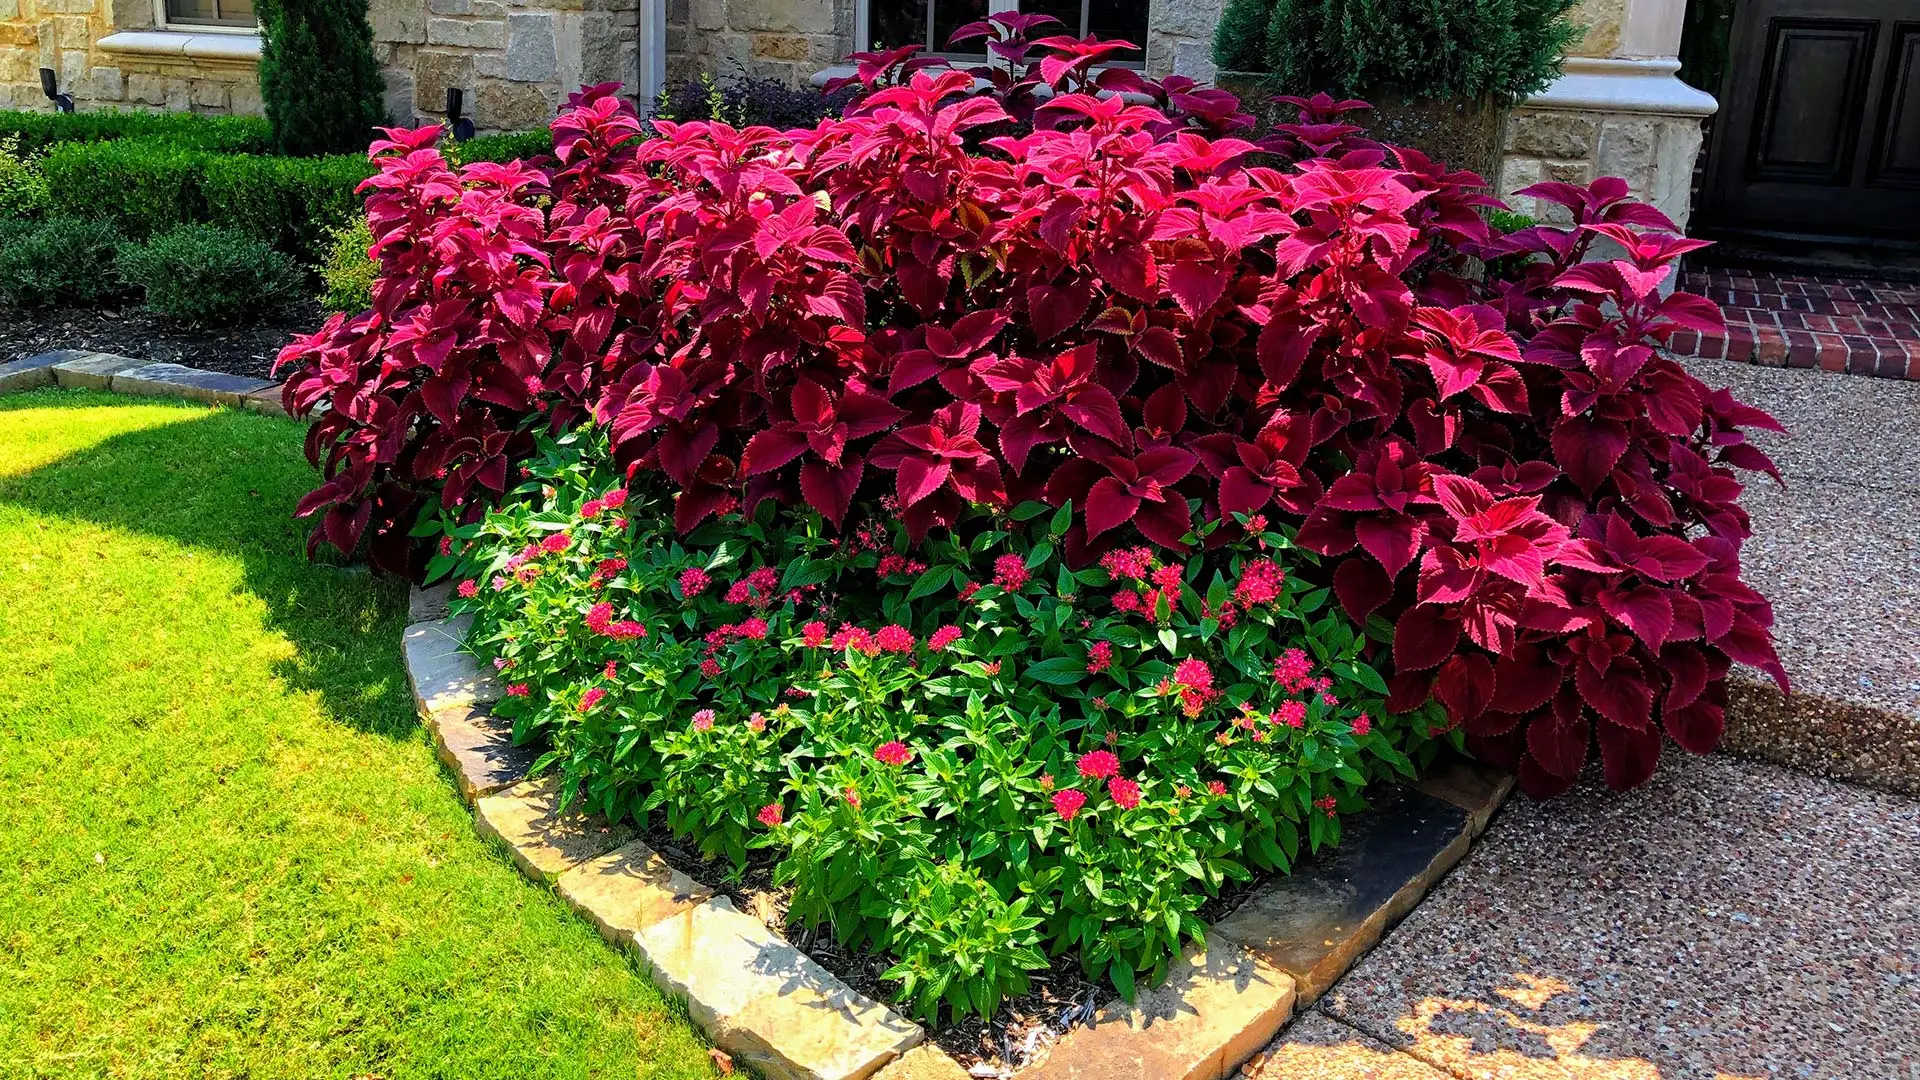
left=1681, top=360, right=1920, bottom=792
left=1249, top=752, right=1920, bottom=1080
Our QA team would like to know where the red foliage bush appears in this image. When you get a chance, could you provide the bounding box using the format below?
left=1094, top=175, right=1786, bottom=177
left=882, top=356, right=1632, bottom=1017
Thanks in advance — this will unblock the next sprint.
left=278, top=20, right=1788, bottom=795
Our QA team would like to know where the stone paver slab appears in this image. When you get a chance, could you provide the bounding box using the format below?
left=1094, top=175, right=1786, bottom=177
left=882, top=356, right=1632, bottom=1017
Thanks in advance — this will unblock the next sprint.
left=635, top=895, right=923, bottom=1080
left=110, top=363, right=276, bottom=407
left=0, top=350, right=83, bottom=394
left=430, top=705, right=537, bottom=800
left=553, top=838, right=711, bottom=947
left=409, top=582, right=452, bottom=624
left=1022, top=942, right=1294, bottom=1080
left=1313, top=753, right=1920, bottom=1080
left=404, top=614, right=500, bottom=714
left=871, top=1045, right=969, bottom=1080
left=52, top=353, right=144, bottom=390
left=1409, top=751, right=1514, bottom=838
left=1213, top=787, right=1469, bottom=1004
left=1245, top=1012, right=1452, bottom=1080
left=241, top=385, right=290, bottom=417
left=473, top=778, right=634, bottom=882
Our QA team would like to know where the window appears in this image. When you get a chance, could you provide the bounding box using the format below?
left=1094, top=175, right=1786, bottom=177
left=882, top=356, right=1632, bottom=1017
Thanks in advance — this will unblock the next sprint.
left=864, top=1, right=1150, bottom=58
left=161, top=0, right=255, bottom=29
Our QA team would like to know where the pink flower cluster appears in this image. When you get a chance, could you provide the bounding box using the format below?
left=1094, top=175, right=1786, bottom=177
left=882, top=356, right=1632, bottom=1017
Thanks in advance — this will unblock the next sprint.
left=1233, top=559, right=1286, bottom=607
left=585, top=601, right=647, bottom=640
left=992, top=553, right=1030, bottom=592
left=876, top=552, right=929, bottom=578
left=724, top=566, right=782, bottom=606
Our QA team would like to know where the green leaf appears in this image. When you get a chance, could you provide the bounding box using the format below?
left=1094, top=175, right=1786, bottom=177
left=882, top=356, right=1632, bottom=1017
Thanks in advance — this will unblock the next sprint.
left=1049, top=502, right=1073, bottom=536
left=1109, top=959, right=1136, bottom=1003
left=906, top=565, right=952, bottom=601
left=1025, top=657, right=1087, bottom=686
left=1025, top=542, right=1053, bottom=569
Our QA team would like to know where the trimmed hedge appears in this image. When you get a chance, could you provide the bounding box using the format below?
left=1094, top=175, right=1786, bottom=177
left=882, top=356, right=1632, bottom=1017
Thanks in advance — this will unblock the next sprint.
left=119, top=223, right=306, bottom=324
left=38, top=138, right=375, bottom=263
left=0, top=110, right=270, bottom=155
left=456, top=130, right=555, bottom=164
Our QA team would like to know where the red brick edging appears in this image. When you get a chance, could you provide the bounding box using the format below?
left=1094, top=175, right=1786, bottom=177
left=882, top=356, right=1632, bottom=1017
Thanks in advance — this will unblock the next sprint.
left=1671, top=269, right=1920, bottom=380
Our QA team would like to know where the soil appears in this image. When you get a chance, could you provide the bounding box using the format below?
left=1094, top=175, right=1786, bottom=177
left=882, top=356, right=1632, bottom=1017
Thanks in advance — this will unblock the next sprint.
left=0, top=301, right=325, bottom=381
left=637, top=821, right=1114, bottom=1075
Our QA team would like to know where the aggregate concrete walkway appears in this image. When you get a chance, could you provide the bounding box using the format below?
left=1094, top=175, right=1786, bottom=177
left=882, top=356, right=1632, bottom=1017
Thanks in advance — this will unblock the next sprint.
left=1249, top=360, right=1920, bottom=1080
left=1248, top=753, right=1920, bottom=1080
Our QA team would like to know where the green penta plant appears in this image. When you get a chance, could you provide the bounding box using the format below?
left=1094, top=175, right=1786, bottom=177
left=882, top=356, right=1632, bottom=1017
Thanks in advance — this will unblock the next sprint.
left=437, top=428, right=1445, bottom=1019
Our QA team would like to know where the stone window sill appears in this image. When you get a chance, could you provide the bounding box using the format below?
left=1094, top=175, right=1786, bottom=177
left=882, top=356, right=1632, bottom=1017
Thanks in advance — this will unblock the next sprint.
left=97, top=30, right=262, bottom=63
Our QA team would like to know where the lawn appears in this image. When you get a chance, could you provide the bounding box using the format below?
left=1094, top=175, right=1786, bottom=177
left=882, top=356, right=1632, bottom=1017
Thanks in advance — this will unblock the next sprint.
left=0, top=388, right=718, bottom=1080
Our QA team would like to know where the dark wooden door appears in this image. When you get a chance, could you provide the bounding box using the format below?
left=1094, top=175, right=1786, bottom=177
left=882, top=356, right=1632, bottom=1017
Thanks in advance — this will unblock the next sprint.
left=1703, top=0, right=1920, bottom=242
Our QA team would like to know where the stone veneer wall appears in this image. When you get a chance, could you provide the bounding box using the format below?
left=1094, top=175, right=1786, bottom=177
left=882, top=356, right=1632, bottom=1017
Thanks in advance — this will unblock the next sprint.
left=0, top=0, right=262, bottom=113
left=368, top=0, right=639, bottom=132
left=663, top=0, right=853, bottom=89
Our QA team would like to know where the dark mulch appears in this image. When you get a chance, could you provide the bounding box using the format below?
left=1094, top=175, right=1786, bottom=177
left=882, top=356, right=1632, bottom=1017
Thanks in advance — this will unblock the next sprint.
left=0, top=302, right=325, bottom=381
left=637, top=821, right=1114, bottom=1075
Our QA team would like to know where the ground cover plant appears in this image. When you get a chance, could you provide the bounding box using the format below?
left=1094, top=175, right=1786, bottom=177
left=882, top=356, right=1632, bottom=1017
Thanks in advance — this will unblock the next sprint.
left=278, top=10, right=1789, bottom=1020
left=0, top=389, right=718, bottom=1079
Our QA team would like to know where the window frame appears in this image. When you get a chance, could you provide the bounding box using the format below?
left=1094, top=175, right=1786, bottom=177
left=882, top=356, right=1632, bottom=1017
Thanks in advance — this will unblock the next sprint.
left=152, top=0, right=258, bottom=33
left=856, top=0, right=1148, bottom=67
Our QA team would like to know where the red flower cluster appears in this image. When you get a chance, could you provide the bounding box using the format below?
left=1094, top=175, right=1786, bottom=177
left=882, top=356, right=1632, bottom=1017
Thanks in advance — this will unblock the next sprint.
left=1076, top=750, right=1119, bottom=780
left=1085, top=639, right=1113, bottom=674
left=873, top=740, right=913, bottom=766
left=585, top=601, right=646, bottom=640
left=1052, top=788, right=1087, bottom=821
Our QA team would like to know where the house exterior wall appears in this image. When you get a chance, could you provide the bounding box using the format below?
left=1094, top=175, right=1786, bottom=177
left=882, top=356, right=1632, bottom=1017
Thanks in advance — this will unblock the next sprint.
left=666, top=0, right=853, bottom=88
left=0, top=0, right=263, bottom=114
left=368, top=0, right=638, bottom=131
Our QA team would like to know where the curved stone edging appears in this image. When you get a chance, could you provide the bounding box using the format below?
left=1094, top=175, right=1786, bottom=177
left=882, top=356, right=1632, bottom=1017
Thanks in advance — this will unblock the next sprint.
left=0, top=350, right=286, bottom=413
left=402, top=584, right=1515, bottom=1080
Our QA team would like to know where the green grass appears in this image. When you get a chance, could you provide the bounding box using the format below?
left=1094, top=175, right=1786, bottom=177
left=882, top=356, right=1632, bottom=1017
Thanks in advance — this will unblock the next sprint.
left=0, top=389, right=718, bottom=1080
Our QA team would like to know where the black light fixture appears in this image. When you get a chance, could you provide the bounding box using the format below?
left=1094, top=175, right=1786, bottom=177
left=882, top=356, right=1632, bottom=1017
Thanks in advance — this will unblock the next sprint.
left=445, top=87, right=475, bottom=143
left=40, top=68, right=74, bottom=113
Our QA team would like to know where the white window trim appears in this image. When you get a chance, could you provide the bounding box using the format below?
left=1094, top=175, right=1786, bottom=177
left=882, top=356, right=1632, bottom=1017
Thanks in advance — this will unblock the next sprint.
left=150, top=0, right=258, bottom=34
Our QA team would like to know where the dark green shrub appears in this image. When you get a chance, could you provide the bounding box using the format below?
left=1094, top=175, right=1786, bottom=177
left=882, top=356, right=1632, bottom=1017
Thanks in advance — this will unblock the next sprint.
left=40, top=138, right=210, bottom=237
left=0, top=216, right=126, bottom=308
left=118, top=224, right=304, bottom=324
left=254, top=0, right=386, bottom=156
left=38, top=138, right=369, bottom=261
left=1214, top=0, right=1276, bottom=73
left=455, top=130, right=554, bottom=164
left=1214, top=0, right=1579, bottom=101
left=0, top=109, right=270, bottom=155
left=316, top=213, right=375, bottom=313
left=203, top=151, right=374, bottom=262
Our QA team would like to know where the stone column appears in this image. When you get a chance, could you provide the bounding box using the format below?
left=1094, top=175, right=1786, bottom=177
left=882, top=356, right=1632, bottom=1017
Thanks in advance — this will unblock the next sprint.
left=1498, top=0, right=1717, bottom=233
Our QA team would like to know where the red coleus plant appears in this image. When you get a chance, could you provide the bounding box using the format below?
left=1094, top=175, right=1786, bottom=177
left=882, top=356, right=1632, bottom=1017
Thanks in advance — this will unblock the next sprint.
left=278, top=21, right=1788, bottom=796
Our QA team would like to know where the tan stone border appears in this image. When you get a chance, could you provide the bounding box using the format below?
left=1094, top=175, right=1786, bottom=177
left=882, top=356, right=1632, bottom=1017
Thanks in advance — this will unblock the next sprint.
left=402, top=584, right=1514, bottom=1080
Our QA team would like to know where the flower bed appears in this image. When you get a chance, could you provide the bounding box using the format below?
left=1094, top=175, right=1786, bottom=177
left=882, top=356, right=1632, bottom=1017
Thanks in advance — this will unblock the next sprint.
left=279, top=12, right=1790, bottom=1032
left=444, top=428, right=1430, bottom=1023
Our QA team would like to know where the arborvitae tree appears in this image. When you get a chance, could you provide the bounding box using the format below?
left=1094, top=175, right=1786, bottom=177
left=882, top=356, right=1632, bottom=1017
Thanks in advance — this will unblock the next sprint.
left=254, top=0, right=386, bottom=156
left=1213, top=0, right=1277, bottom=73
left=1255, top=0, right=1579, bottom=102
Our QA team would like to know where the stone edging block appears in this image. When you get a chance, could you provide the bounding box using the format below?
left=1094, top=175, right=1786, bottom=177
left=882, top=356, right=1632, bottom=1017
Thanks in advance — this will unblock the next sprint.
left=0, top=350, right=84, bottom=394
left=429, top=705, right=539, bottom=801
left=1020, top=942, right=1296, bottom=1080
left=404, top=614, right=501, bottom=714
left=474, top=777, right=636, bottom=882
left=398, top=587, right=1514, bottom=1080
left=53, top=353, right=147, bottom=390
left=634, top=895, right=925, bottom=1080
left=110, top=362, right=276, bottom=407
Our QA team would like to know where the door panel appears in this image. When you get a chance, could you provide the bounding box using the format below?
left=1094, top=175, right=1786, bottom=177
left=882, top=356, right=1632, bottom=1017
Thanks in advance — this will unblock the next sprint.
left=1868, top=24, right=1920, bottom=187
left=1703, top=0, right=1920, bottom=241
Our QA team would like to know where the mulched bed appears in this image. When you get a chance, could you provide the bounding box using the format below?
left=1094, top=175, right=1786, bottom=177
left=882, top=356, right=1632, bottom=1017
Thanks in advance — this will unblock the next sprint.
left=637, top=821, right=1113, bottom=1076
left=0, top=302, right=325, bottom=381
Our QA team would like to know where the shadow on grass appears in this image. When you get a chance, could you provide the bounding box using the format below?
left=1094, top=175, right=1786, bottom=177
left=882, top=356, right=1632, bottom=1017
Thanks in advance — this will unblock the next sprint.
left=0, top=390, right=418, bottom=739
